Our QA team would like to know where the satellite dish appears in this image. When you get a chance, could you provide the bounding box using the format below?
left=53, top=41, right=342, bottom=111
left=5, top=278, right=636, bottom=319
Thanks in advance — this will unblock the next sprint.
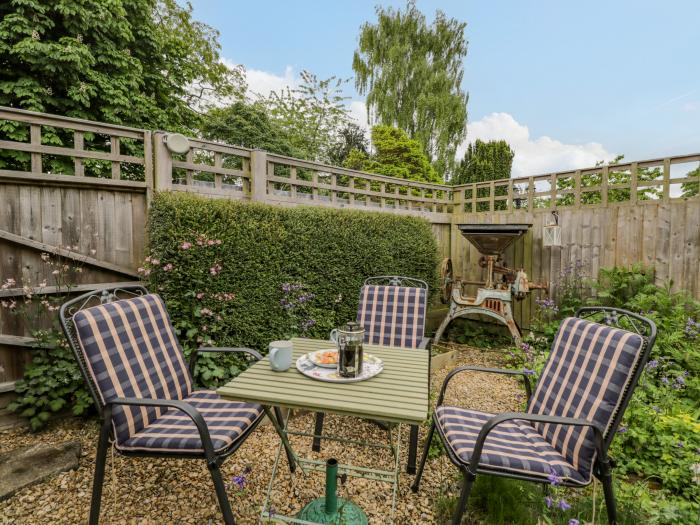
left=164, top=133, right=190, bottom=154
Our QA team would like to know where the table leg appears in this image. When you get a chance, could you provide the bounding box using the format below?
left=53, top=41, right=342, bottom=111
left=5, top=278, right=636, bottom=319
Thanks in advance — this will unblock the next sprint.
left=264, top=406, right=297, bottom=474
left=407, top=424, right=419, bottom=474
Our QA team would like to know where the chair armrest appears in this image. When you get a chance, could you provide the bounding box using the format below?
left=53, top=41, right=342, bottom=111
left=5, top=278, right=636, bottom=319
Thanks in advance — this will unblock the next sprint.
left=437, top=366, right=533, bottom=405
left=466, top=411, right=606, bottom=476
left=418, top=337, right=432, bottom=350
left=106, top=397, right=217, bottom=464
left=190, top=346, right=263, bottom=376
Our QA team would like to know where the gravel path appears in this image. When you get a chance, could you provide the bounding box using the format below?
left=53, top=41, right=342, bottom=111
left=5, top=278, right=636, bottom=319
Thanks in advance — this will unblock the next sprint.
left=0, top=345, right=520, bottom=525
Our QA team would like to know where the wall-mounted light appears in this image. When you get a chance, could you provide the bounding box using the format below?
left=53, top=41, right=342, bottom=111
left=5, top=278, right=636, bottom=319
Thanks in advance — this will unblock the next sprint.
left=543, top=210, right=562, bottom=247
left=163, top=133, right=190, bottom=154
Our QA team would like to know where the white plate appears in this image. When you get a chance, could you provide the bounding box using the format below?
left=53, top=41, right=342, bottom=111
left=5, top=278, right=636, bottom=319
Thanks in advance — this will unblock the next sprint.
left=307, top=349, right=339, bottom=368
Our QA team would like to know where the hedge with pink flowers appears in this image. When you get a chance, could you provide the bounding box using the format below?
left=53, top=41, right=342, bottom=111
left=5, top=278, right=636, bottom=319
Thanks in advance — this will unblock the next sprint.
left=145, top=191, right=439, bottom=385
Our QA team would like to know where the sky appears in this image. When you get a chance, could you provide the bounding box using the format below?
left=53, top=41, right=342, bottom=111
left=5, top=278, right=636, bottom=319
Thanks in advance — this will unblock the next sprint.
left=189, top=0, right=700, bottom=177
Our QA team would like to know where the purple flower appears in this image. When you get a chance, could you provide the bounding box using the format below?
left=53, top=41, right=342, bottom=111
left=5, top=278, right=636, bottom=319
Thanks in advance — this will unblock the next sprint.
left=569, top=520, right=580, bottom=525
left=617, top=425, right=627, bottom=433
left=652, top=405, right=661, bottom=413
left=544, top=496, right=553, bottom=508
left=661, top=376, right=670, bottom=385
left=558, top=499, right=572, bottom=511
left=676, top=441, right=684, bottom=448
left=674, top=375, right=686, bottom=386
left=302, top=319, right=316, bottom=330
left=646, top=360, right=658, bottom=370
left=232, top=475, right=246, bottom=489
left=547, top=467, right=562, bottom=486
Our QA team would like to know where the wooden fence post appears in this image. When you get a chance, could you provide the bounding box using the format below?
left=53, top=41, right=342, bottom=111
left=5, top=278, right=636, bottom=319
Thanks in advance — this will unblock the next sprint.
left=250, top=149, right=268, bottom=201
left=153, top=132, right=172, bottom=192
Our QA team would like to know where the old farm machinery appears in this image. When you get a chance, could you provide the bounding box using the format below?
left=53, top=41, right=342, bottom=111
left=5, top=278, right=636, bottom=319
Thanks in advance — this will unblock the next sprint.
left=433, top=224, right=548, bottom=345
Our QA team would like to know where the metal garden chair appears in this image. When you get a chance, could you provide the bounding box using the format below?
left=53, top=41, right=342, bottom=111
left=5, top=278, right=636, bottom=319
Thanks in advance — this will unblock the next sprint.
left=60, top=285, right=290, bottom=525
left=312, top=276, right=431, bottom=474
left=411, top=307, right=656, bottom=525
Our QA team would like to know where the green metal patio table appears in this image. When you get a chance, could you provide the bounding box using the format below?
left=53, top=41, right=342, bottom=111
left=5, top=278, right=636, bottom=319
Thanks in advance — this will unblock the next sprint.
left=217, top=337, right=430, bottom=524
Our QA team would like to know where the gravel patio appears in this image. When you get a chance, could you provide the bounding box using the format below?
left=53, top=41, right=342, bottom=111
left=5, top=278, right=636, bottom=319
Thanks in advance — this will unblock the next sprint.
left=0, top=345, right=520, bottom=525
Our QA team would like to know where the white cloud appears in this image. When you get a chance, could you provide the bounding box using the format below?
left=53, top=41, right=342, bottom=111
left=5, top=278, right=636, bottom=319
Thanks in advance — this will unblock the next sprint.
left=461, top=112, right=615, bottom=177
left=682, top=101, right=698, bottom=112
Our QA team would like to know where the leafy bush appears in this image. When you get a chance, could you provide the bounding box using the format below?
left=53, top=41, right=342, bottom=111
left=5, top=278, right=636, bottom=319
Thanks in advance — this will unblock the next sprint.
left=145, top=191, right=439, bottom=385
left=3, top=253, right=93, bottom=430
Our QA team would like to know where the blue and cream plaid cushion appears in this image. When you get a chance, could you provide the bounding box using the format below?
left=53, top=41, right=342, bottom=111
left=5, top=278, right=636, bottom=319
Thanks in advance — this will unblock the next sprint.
left=73, top=294, right=262, bottom=453
left=118, top=390, right=263, bottom=454
left=356, top=285, right=427, bottom=348
left=527, top=317, right=645, bottom=482
left=436, top=406, right=586, bottom=484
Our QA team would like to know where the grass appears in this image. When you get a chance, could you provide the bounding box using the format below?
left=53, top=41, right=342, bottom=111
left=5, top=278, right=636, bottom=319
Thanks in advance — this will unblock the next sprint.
left=433, top=474, right=651, bottom=524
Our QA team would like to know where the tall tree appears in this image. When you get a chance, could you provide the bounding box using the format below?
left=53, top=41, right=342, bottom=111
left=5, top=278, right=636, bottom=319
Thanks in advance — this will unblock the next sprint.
left=262, top=70, right=351, bottom=161
left=353, top=1, right=468, bottom=178
left=343, top=125, right=440, bottom=183
left=0, top=0, right=243, bottom=131
left=452, top=139, right=514, bottom=184
left=327, top=122, right=369, bottom=166
left=202, top=101, right=300, bottom=157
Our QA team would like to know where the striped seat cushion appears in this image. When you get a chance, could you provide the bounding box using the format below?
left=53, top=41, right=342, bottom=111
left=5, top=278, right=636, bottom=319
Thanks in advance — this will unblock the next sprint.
left=118, top=390, right=263, bottom=454
left=73, top=294, right=193, bottom=445
left=357, top=285, right=427, bottom=348
left=528, top=317, right=645, bottom=482
left=436, top=406, right=586, bottom=484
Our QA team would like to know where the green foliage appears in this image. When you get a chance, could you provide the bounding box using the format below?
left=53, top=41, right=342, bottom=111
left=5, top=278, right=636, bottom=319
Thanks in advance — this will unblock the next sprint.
left=3, top=254, right=93, bottom=431
left=145, top=191, right=439, bottom=386
left=343, top=125, right=441, bottom=183
left=452, top=139, right=514, bottom=185
left=262, top=70, right=351, bottom=162
left=353, top=0, right=468, bottom=178
left=681, top=166, right=699, bottom=198
left=0, top=0, right=241, bottom=129
left=201, top=101, right=301, bottom=157
left=448, top=318, right=512, bottom=348
left=326, top=123, right=369, bottom=167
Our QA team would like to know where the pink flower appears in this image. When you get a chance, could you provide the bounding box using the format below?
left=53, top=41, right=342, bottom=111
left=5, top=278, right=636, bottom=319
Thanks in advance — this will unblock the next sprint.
left=215, top=239, right=222, bottom=245
left=196, top=292, right=205, bottom=299
left=200, top=308, right=213, bottom=316
left=207, top=239, right=215, bottom=246
left=209, top=263, right=222, bottom=276
left=137, top=267, right=145, bottom=274
left=151, top=258, right=160, bottom=266
left=143, top=268, right=151, bottom=276
left=181, top=242, right=192, bottom=250
left=163, top=263, right=174, bottom=272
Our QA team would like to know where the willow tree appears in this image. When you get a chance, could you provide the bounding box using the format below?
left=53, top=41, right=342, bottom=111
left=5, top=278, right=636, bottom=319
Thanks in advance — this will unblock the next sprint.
left=353, top=1, right=468, bottom=179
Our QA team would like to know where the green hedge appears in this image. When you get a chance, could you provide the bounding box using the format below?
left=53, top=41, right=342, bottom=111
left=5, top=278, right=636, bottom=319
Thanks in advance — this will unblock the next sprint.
left=145, top=191, right=439, bottom=384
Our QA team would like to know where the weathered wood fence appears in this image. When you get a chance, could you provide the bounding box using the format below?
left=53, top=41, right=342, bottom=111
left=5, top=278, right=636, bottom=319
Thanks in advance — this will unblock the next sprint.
left=0, top=106, right=698, bottom=402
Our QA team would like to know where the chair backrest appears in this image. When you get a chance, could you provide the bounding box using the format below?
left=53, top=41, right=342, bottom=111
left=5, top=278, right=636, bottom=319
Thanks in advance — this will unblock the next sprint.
left=527, top=308, right=655, bottom=480
left=356, top=276, right=428, bottom=349
left=63, top=289, right=192, bottom=444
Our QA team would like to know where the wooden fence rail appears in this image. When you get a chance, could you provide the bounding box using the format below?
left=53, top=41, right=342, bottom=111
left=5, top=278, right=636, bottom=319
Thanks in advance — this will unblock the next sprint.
left=1, top=106, right=699, bottom=401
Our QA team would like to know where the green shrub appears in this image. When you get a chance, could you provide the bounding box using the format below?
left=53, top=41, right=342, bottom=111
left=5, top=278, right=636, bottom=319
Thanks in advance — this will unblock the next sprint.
left=145, top=191, right=439, bottom=385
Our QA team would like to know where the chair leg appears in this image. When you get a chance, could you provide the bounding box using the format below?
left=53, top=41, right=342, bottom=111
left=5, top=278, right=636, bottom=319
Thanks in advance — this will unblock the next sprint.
left=452, top=471, right=476, bottom=525
left=407, top=424, right=419, bottom=474
left=89, top=419, right=111, bottom=525
left=208, top=461, right=236, bottom=525
left=600, top=462, right=618, bottom=524
left=312, top=412, right=325, bottom=452
left=410, top=419, right=435, bottom=492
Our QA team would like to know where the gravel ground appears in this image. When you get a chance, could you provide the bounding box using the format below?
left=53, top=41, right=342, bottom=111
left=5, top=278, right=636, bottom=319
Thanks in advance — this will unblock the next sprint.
left=0, top=345, right=520, bottom=525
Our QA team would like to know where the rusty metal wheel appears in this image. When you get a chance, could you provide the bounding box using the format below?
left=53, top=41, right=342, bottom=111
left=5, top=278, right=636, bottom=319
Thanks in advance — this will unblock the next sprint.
left=440, top=257, right=453, bottom=304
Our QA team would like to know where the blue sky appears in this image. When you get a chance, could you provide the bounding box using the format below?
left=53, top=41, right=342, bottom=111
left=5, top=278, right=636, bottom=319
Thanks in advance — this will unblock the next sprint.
left=190, top=0, right=699, bottom=176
